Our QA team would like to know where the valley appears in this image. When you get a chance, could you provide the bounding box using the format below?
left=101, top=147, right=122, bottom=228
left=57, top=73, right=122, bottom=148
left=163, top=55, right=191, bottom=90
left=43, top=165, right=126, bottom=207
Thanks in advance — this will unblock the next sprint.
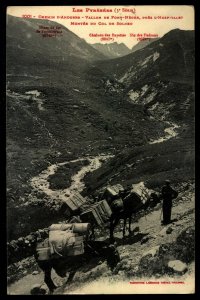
left=6, top=14, right=195, bottom=294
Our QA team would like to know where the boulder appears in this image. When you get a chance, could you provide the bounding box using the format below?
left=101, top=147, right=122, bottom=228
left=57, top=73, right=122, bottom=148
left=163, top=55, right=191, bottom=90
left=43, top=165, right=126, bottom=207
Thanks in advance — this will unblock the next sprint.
left=143, top=245, right=160, bottom=258
left=166, top=227, right=173, bottom=234
left=18, top=237, right=24, bottom=243
left=26, top=234, right=35, bottom=242
left=32, top=270, right=39, bottom=275
left=18, top=265, right=23, bottom=270
left=168, top=260, right=188, bottom=274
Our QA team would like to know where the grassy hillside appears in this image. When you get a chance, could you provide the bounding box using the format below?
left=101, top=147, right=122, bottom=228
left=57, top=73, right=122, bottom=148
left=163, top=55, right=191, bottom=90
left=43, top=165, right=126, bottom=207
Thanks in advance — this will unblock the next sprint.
left=6, top=18, right=195, bottom=241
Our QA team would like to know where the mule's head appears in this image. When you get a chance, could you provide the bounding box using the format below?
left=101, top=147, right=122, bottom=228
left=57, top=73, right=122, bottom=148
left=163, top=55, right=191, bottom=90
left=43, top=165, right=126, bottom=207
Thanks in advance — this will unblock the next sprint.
left=149, top=192, right=161, bottom=207
left=142, top=192, right=161, bottom=210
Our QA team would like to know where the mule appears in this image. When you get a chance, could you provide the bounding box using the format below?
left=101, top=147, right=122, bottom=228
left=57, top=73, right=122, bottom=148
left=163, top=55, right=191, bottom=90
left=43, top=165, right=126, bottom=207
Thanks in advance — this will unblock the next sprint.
left=34, top=239, right=120, bottom=293
left=109, top=191, right=160, bottom=242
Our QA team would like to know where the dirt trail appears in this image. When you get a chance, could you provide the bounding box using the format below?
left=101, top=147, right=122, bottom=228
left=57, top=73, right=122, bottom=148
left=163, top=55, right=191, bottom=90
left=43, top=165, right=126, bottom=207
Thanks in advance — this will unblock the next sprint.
left=7, top=267, right=66, bottom=295
left=7, top=187, right=195, bottom=295
left=60, top=191, right=194, bottom=294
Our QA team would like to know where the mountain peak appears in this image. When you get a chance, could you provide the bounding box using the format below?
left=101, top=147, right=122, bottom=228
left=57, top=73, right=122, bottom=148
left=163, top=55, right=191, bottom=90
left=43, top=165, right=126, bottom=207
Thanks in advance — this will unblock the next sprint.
left=7, top=14, right=107, bottom=62
left=162, top=28, right=194, bottom=40
left=131, top=37, right=159, bottom=53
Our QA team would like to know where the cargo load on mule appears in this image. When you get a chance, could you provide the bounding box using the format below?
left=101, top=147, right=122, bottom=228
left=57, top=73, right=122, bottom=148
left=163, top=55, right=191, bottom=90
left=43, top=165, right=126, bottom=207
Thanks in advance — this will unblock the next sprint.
left=130, top=181, right=153, bottom=204
left=60, top=192, right=88, bottom=215
left=36, top=198, right=114, bottom=262
left=101, top=184, right=124, bottom=204
left=117, top=181, right=154, bottom=214
left=59, top=189, right=112, bottom=238
left=80, top=200, right=112, bottom=227
left=108, top=182, right=158, bottom=242
left=36, top=223, right=91, bottom=261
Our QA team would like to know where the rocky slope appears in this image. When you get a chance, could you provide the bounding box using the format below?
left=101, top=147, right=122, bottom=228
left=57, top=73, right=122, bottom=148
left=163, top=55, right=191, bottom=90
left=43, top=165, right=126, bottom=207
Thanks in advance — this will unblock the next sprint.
left=84, top=29, right=194, bottom=195
left=131, top=37, right=159, bottom=53
left=7, top=15, right=166, bottom=241
left=7, top=17, right=195, bottom=294
left=7, top=182, right=195, bottom=294
left=95, top=29, right=194, bottom=85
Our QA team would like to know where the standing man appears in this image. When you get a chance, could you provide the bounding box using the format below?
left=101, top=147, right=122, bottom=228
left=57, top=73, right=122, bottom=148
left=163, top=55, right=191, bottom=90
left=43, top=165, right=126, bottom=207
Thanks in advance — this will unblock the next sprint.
left=161, top=180, right=178, bottom=225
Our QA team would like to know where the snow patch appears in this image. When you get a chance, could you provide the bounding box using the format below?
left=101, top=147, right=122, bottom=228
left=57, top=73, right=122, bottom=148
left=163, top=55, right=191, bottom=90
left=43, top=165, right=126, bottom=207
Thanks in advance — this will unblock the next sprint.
left=25, top=90, right=41, bottom=97
left=128, top=91, right=140, bottom=102
left=119, top=66, right=135, bottom=83
left=149, top=102, right=159, bottom=112
left=141, top=55, right=153, bottom=66
left=128, top=85, right=150, bottom=103
left=106, top=79, right=111, bottom=86
left=153, top=52, right=160, bottom=62
left=149, top=122, right=180, bottom=144
left=141, top=84, right=149, bottom=94
left=143, top=91, right=157, bottom=104
left=140, top=52, right=159, bottom=66
left=73, top=89, right=81, bottom=93
left=128, top=87, right=156, bottom=105
left=119, top=72, right=129, bottom=83
left=164, top=123, right=180, bottom=137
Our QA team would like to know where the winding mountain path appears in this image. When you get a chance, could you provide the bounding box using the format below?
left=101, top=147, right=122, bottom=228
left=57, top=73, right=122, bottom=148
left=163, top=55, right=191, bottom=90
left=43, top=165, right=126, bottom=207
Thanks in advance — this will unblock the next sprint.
left=8, top=186, right=194, bottom=295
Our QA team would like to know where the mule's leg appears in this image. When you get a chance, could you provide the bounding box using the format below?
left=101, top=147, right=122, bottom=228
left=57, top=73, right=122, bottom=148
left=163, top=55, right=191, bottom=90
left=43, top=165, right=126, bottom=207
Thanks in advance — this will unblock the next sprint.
left=110, top=215, right=120, bottom=243
left=44, top=267, right=57, bottom=293
left=123, top=217, right=127, bottom=238
left=66, top=271, right=76, bottom=285
left=90, top=225, right=96, bottom=240
left=110, top=215, right=115, bottom=243
left=128, top=214, right=132, bottom=234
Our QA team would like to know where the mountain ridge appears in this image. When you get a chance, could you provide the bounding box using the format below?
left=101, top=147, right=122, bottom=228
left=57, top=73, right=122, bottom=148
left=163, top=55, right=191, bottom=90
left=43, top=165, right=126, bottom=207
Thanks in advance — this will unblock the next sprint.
left=6, top=16, right=194, bottom=242
left=131, top=37, right=159, bottom=52
left=7, top=14, right=107, bottom=62
left=91, top=42, right=131, bottom=58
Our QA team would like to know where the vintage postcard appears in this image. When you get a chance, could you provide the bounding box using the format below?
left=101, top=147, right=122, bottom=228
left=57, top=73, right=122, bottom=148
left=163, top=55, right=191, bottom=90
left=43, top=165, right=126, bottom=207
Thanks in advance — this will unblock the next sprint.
left=7, top=5, right=195, bottom=294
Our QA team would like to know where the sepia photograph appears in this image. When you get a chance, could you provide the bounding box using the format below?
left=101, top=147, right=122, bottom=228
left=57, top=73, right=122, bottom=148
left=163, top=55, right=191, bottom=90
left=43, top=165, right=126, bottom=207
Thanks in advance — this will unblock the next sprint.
left=6, top=5, right=195, bottom=294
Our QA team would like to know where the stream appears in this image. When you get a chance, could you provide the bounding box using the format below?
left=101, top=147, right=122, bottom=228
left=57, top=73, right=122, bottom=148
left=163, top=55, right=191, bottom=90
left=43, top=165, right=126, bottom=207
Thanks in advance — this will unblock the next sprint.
left=7, top=154, right=113, bottom=294
left=30, top=154, right=113, bottom=203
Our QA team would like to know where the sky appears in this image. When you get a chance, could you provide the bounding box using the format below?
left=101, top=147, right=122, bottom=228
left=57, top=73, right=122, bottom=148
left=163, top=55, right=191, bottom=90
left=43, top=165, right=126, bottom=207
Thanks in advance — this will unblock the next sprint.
left=7, top=6, right=194, bottom=49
